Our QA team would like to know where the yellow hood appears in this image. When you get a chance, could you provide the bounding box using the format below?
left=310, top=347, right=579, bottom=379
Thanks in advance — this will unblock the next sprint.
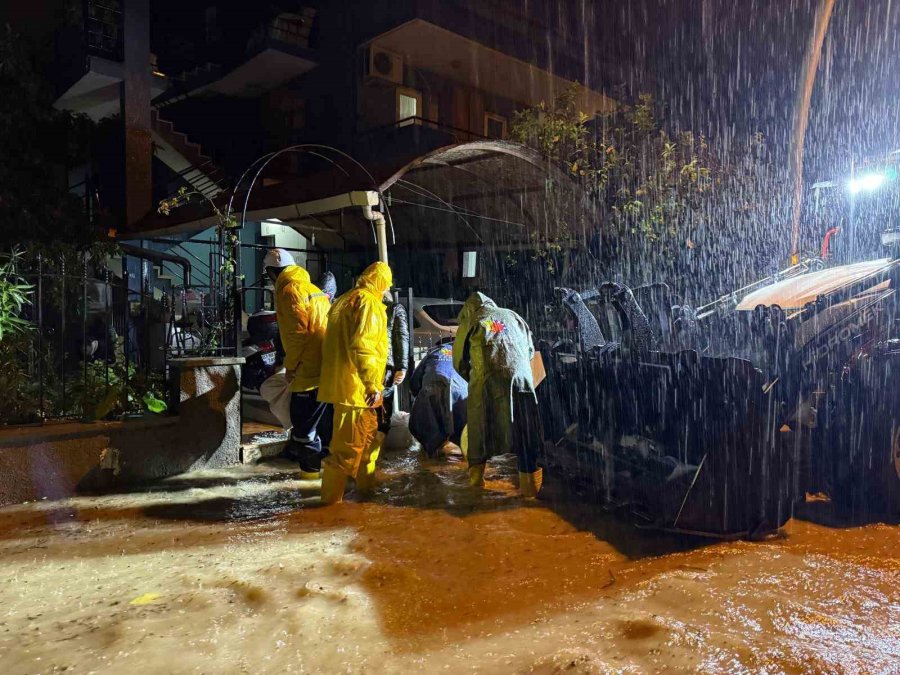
left=318, top=262, right=392, bottom=407
left=356, top=261, right=393, bottom=297
left=276, top=265, right=311, bottom=292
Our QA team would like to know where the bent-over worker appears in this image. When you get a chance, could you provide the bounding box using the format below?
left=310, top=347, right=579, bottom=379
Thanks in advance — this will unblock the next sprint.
left=317, top=261, right=393, bottom=504
left=408, top=338, right=468, bottom=457
left=265, top=248, right=332, bottom=478
left=453, top=292, right=544, bottom=497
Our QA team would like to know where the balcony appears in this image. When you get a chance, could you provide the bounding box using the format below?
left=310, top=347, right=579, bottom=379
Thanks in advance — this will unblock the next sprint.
left=84, top=0, right=124, bottom=61
left=355, top=117, right=486, bottom=165
left=54, top=0, right=166, bottom=120
left=364, top=19, right=616, bottom=116
left=153, top=10, right=318, bottom=107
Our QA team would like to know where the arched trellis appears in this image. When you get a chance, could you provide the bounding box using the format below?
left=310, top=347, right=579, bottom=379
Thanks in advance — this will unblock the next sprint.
left=219, top=144, right=397, bottom=350
left=213, top=140, right=589, bottom=349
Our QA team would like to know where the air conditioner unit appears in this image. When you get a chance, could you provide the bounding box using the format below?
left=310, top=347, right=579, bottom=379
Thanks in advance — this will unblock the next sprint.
left=367, top=46, right=403, bottom=84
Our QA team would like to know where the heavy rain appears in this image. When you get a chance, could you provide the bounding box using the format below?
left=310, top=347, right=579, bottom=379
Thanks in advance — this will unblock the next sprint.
left=1, top=0, right=899, bottom=673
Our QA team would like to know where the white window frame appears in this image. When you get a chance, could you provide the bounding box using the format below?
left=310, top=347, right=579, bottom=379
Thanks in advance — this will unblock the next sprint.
left=397, top=87, right=422, bottom=127
left=483, top=112, right=507, bottom=139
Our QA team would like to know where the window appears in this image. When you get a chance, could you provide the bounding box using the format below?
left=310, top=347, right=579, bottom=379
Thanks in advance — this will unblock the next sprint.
left=204, top=6, right=221, bottom=44
left=484, top=113, right=507, bottom=139
left=462, top=251, right=477, bottom=278
left=397, top=88, right=422, bottom=127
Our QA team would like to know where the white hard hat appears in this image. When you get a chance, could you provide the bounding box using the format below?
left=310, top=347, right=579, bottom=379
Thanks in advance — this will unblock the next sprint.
left=263, top=248, right=295, bottom=269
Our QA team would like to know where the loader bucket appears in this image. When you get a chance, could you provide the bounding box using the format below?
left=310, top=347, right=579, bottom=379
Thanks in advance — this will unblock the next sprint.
left=543, top=287, right=798, bottom=538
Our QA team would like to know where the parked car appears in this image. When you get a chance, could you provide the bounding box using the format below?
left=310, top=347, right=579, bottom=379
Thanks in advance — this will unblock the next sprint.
left=410, top=298, right=464, bottom=363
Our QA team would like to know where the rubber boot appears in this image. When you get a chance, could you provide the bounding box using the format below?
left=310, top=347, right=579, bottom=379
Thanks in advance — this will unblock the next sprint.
left=355, top=432, right=385, bottom=497
left=468, top=463, right=485, bottom=487
left=459, top=426, right=468, bottom=461
left=320, top=467, right=348, bottom=505
left=437, top=440, right=456, bottom=457
left=519, top=468, right=543, bottom=499
left=284, top=439, right=323, bottom=480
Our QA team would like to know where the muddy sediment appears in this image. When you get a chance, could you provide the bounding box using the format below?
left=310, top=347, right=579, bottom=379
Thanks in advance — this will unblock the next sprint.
left=0, top=445, right=898, bottom=673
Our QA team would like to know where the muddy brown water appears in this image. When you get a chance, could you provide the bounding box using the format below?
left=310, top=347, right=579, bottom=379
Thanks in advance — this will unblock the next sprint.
left=0, top=442, right=898, bottom=673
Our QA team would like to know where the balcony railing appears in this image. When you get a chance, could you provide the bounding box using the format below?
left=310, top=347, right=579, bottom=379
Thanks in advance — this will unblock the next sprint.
left=247, top=11, right=316, bottom=53
left=358, top=117, right=488, bottom=145
left=354, top=116, right=491, bottom=161
left=84, top=0, right=123, bottom=61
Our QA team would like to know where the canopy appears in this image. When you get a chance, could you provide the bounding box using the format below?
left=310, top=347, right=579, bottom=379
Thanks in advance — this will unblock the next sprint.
left=133, top=140, right=587, bottom=253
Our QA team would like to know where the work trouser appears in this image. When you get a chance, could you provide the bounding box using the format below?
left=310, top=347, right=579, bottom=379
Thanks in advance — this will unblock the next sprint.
left=465, top=392, right=543, bottom=473
left=376, top=387, right=394, bottom=434
left=324, top=403, right=382, bottom=491
left=409, top=380, right=453, bottom=457
left=289, top=389, right=332, bottom=458
left=514, top=393, right=543, bottom=473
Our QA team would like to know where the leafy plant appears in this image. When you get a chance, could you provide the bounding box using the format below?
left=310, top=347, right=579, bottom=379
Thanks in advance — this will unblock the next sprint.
left=0, top=331, right=42, bottom=424
left=0, top=249, right=33, bottom=341
left=66, top=342, right=168, bottom=421
left=509, top=86, right=784, bottom=298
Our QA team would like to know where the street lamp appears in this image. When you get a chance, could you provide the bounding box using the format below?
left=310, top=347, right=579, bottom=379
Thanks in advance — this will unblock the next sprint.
left=848, top=172, right=887, bottom=194
left=847, top=166, right=897, bottom=194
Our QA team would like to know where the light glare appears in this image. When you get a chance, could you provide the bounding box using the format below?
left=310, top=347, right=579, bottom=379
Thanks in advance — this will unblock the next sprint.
left=848, top=173, right=886, bottom=194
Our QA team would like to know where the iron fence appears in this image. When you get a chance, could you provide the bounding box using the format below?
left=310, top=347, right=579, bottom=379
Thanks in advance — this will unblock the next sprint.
left=1, top=247, right=233, bottom=427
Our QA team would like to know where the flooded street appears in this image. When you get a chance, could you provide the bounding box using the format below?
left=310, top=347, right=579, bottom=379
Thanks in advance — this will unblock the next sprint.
left=1, top=435, right=898, bottom=674
left=4, top=0, right=900, bottom=672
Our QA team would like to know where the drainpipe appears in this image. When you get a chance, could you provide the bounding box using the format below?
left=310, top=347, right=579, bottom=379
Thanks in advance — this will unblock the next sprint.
left=362, top=205, right=388, bottom=263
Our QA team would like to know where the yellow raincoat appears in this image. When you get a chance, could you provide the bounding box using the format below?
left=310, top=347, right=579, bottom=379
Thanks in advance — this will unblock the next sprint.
left=318, top=262, right=393, bottom=407
left=318, top=261, right=392, bottom=488
left=274, top=265, right=331, bottom=392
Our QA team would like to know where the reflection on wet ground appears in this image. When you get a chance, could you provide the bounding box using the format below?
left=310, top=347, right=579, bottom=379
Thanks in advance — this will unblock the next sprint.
left=1, top=440, right=898, bottom=673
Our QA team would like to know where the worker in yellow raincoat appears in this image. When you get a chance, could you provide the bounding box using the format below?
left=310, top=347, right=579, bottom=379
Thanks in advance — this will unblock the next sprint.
left=265, top=248, right=332, bottom=478
left=317, top=261, right=392, bottom=504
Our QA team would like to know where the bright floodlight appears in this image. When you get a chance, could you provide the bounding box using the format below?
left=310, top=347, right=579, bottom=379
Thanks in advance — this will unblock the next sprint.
left=848, top=172, right=887, bottom=194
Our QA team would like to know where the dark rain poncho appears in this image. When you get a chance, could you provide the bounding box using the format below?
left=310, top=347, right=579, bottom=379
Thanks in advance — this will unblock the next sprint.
left=409, top=341, right=468, bottom=456
left=453, top=292, right=541, bottom=467
left=318, top=271, right=337, bottom=302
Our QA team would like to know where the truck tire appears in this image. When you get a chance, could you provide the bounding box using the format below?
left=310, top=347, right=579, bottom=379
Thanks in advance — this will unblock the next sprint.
left=830, top=353, right=900, bottom=514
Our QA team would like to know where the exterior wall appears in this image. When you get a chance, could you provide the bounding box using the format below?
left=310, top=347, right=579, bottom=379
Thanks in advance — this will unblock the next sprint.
left=260, top=221, right=308, bottom=268
left=357, top=64, right=521, bottom=139
left=0, top=357, right=244, bottom=507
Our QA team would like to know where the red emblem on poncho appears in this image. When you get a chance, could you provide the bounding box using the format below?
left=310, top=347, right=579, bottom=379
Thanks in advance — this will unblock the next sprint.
left=481, top=319, right=507, bottom=335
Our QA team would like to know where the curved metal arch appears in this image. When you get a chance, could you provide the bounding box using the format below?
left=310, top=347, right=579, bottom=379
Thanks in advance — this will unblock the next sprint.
left=378, top=140, right=589, bottom=247
left=228, top=144, right=396, bottom=245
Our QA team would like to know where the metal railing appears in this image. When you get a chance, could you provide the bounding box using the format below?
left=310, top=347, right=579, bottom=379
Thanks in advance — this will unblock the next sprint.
left=0, top=243, right=241, bottom=427
left=84, top=0, right=123, bottom=61
left=265, top=15, right=312, bottom=49
left=357, top=117, right=488, bottom=146
left=163, top=158, right=226, bottom=200
left=3, top=252, right=158, bottom=426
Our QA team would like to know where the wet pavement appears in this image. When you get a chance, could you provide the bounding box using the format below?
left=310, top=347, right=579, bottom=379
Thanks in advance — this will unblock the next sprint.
left=1, top=437, right=898, bottom=674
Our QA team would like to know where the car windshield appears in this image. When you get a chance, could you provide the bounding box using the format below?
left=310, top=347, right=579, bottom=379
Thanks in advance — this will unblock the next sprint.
left=422, top=303, right=461, bottom=326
